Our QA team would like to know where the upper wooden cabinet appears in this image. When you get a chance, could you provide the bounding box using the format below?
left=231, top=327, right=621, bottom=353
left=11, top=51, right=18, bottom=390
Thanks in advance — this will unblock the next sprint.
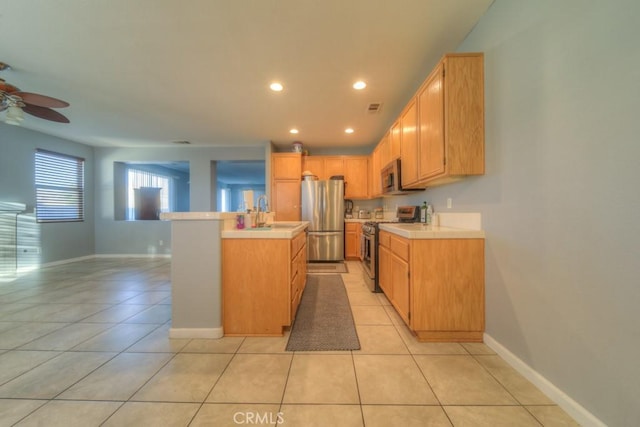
left=302, top=156, right=343, bottom=180
left=400, top=98, right=419, bottom=188
left=272, top=153, right=302, bottom=180
left=374, top=52, right=484, bottom=190
left=302, top=155, right=369, bottom=199
left=370, top=145, right=382, bottom=198
left=343, top=156, right=368, bottom=199
left=389, top=121, right=401, bottom=164
left=271, top=153, right=301, bottom=221
left=418, top=53, right=484, bottom=185
left=378, top=132, right=390, bottom=171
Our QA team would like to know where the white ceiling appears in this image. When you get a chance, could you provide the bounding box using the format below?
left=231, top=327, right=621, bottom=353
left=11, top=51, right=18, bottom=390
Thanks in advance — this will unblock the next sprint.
left=0, top=0, right=492, bottom=151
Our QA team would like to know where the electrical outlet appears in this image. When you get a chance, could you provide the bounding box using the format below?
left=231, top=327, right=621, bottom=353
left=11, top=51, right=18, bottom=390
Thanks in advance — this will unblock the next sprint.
left=447, top=198, right=452, bottom=209
left=159, top=240, right=164, bottom=246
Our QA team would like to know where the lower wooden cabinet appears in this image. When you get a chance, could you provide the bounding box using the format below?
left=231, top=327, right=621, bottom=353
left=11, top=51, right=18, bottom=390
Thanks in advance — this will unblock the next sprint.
left=378, top=230, right=485, bottom=342
left=344, top=222, right=362, bottom=260
left=222, top=231, right=307, bottom=336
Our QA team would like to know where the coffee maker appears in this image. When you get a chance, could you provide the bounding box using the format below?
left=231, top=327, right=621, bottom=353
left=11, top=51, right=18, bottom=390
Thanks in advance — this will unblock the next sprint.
left=344, top=199, right=354, bottom=218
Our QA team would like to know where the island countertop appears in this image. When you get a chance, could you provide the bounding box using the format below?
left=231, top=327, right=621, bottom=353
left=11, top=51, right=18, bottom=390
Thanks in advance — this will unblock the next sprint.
left=221, top=221, right=308, bottom=239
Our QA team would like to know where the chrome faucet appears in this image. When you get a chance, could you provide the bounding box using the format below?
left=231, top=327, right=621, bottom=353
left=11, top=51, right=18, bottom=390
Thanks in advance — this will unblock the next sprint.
left=256, top=194, right=269, bottom=226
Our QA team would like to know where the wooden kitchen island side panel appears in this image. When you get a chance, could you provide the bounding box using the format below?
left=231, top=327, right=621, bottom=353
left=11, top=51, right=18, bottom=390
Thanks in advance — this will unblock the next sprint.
left=222, top=231, right=307, bottom=336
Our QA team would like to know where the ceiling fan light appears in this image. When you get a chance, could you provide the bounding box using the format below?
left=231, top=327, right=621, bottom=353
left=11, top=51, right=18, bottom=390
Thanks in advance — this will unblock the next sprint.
left=5, top=105, right=24, bottom=125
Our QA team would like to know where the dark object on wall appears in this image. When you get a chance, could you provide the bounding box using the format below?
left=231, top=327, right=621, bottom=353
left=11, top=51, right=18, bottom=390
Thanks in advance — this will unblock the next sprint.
left=134, top=187, right=161, bottom=220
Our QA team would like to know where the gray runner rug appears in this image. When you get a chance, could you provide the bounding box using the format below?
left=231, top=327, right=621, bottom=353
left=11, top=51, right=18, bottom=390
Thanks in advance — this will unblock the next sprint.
left=286, top=274, right=360, bottom=351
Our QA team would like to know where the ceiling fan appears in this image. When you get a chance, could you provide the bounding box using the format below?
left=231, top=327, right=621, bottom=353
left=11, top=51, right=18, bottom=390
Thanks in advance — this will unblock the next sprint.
left=0, top=62, right=70, bottom=124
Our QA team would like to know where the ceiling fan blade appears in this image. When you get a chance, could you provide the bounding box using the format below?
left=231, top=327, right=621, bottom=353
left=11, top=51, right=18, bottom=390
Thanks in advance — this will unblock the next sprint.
left=14, top=92, right=69, bottom=108
left=0, top=80, right=20, bottom=93
left=22, top=104, right=70, bottom=123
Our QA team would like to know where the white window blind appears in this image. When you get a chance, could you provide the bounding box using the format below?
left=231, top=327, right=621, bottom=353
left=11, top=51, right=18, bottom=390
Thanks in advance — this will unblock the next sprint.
left=35, top=149, right=85, bottom=223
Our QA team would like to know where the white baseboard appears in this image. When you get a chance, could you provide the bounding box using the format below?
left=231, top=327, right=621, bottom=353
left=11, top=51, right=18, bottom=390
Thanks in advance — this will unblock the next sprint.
left=169, top=327, right=224, bottom=339
left=38, top=253, right=171, bottom=268
left=484, top=333, right=605, bottom=427
left=94, top=254, right=171, bottom=259
left=40, top=255, right=96, bottom=268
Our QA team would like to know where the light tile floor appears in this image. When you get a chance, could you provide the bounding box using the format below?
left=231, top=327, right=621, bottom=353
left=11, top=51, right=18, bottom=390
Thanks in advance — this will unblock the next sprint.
left=0, top=258, right=579, bottom=426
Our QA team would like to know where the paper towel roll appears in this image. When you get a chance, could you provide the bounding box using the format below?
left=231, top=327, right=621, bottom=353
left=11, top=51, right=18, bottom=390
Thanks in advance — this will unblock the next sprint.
left=242, top=190, right=254, bottom=211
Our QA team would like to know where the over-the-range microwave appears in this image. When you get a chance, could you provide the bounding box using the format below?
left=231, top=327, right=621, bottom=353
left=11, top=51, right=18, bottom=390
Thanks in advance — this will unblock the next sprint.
left=381, top=159, right=423, bottom=195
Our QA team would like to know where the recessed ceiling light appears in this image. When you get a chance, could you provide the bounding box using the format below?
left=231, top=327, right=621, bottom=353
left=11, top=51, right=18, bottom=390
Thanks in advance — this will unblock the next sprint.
left=270, top=82, right=284, bottom=92
left=289, top=128, right=299, bottom=134
left=353, top=81, right=367, bottom=90
left=345, top=128, right=354, bottom=134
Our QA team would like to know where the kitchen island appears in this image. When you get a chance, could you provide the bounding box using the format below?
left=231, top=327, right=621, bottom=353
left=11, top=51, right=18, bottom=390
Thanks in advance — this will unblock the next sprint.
left=221, top=221, right=308, bottom=336
left=161, top=213, right=308, bottom=338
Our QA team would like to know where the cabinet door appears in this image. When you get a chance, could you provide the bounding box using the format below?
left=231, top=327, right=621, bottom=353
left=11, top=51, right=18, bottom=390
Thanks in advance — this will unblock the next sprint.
left=391, top=253, right=410, bottom=325
left=378, top=244, right=392, bottom=297
left=378, top=132, right=391, bottom=169
left=418, top=63, right=445, bottom=180
left=273, top=180, right=300, bottom=221
left=355, top=223, right=362, bottom=259
left=344, top=157, right=368, bottom=199
left=273, top=153, right=302, bottom=180
left=344, top=223, right=358, bottom=259
left=370, top=146, right=382, bottom=197
left=302, top=157, right=324, bottom=178
left=389, top=120, right=401, bottom=161
left=411, top=239, right=485, bottom=332
left=400, top=98, right=419, bottom=187
left=324, top=157, right=344, bottom=180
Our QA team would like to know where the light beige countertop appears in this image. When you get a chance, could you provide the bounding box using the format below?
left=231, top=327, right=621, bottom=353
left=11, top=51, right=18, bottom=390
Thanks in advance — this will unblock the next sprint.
left=379, top=223, right=485, bottom=239
left=221, top=221, right=308, bottom=239
left=379, top=213, right=484, bottom=239
left=344, top=217, right=392, bottom=223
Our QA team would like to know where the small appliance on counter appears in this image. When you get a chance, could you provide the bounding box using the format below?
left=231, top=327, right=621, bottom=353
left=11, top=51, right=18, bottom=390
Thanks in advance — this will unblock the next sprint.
left=395, top=205, right=421, bottom=222
left=358, top=210, right=371, bottom=219
left=344, top=199, right=354, bottom=219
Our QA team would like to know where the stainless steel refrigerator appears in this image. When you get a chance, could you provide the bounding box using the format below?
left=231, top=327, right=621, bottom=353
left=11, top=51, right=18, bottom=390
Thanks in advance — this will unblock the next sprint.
left=301, top=179, right=344, bottom=261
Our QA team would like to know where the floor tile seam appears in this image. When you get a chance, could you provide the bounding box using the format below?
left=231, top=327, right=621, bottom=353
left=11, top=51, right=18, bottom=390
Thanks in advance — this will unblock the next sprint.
left=44, top=323, right=175, bottom=400
left=276, top=348, right=297, bottom=413
left=199, top=338, right=248, bottom=405
left=0, top=350, right=66, bottom=388
left=388, top=321, right=414, bottom=355
left=440, top=403, right=538, bottom=408
left=347, top=351, right=365, bottom=424
left=45, top=350, right=126, bottom=401
left=62, top=343, right=181, bottom=403
left=404, top=351, right=446, bottom=411
left=468, top=352, right=527, bottom=406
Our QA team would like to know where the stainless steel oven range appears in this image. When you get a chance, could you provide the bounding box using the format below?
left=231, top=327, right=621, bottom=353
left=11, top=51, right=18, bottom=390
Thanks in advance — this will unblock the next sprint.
left=360, top=205, right=420, bottom=292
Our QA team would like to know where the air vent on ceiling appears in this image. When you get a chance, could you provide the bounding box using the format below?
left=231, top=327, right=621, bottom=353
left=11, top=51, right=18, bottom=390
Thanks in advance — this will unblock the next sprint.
left=172, top=140, right=191, bottom=145
left=366, top=102, right=383, bottom=113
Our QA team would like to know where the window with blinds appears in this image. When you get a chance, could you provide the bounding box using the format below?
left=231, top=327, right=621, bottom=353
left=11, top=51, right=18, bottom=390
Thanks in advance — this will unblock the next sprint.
left=35, top=149, right=85, bottom=223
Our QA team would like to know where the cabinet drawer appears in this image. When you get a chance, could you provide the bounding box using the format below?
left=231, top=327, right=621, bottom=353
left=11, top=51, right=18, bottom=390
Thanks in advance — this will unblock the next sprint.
left=291, top=231, right=306, bottom=255
left=379, top=230, right=391, bottom=248
left=345, top=222, right=358, bottom=232
left=390, top=235, right=409, bottom=262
